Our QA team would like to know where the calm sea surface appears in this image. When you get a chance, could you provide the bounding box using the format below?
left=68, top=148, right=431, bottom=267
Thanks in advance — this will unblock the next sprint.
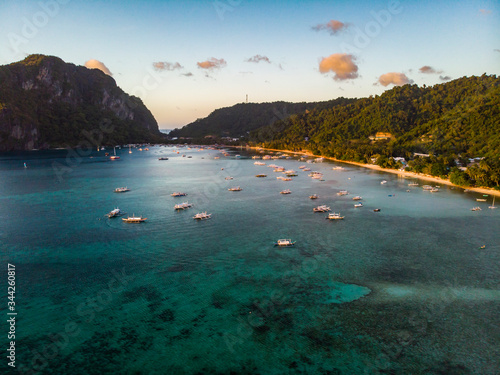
left=1, top=146, right=499, bottom=374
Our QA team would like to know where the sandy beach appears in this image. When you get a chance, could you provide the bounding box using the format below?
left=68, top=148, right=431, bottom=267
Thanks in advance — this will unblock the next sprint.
left=248, top=146, right=500, bottom=198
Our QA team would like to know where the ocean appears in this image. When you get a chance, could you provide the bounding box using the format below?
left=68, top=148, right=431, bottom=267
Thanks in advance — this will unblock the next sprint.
left=1, top=146, right=498, bottom=374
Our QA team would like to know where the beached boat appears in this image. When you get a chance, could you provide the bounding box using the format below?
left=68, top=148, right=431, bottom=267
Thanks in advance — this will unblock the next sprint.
left=274, top=239, right=296, bottom=247
left=228, top=186, right=242, bottom=191
left=174, top=202, right=193, bottom=210
left=114, top=187, right=130, bottom=193
left=326, top=212, right=344, bottom=220
left=280, top=189, right=291, bottom=194
left=193, top=212, right=212, bottom=220
left=171, top=192, right=187, bottom=197
left=313, top=205, right=330, bottom=212
left=122, top=215, right=147, bottom=223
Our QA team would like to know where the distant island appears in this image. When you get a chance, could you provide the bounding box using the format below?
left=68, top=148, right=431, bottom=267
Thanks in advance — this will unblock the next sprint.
left=172, top=74, right=500, bottom=190
left=0, top=54, right=163, bottom=151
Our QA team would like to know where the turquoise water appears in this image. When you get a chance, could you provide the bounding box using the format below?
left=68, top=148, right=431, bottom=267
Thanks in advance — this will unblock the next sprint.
left=1, top=146, right=499, bottom=374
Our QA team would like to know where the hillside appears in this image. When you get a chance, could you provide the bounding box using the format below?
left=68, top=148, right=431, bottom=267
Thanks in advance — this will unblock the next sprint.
left=0, top=54, right=162, bottom=151
left=169, top=98, right=355, bottom=139
left=249, top=74, right=500, bottom=188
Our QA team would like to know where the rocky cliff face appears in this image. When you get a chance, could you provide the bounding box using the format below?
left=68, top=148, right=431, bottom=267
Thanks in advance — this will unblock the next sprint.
left=0, top=54, right=161, bottom=151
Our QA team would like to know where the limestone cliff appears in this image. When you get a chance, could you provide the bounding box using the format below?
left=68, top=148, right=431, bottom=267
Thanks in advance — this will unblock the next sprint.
left=0, top=54, right=161, bottom=151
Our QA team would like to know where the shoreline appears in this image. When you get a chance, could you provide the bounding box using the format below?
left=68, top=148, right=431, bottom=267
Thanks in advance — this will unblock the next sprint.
left=247, top=146, right=500, bottom=198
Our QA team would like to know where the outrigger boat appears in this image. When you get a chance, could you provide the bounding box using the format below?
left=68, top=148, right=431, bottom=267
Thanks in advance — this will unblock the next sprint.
left=313, top=205, right=330, bottom=212
left=326, top=212, right=344, bottom=220
left=228, top=186, right=242, bottom=191
left=107, top=208, right=124, bottom=218
left=274, top=239, right=296, bottom=247
left=171, top=192, right=187, bottom=197
left=122, top=215, right=147, bottom=223
left=193, top=212, right=212, bottom=220
left=174, top=202, right=193, bottom=210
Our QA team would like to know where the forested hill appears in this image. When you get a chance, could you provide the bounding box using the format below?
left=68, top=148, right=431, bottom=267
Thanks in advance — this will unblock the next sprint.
left=169, top=98, right=355, bottom=139
left=0, top=54, right=162, bottom=151
left=251, top=75, right=499, bottom=159
left=250, top=74, right=500, bottom=188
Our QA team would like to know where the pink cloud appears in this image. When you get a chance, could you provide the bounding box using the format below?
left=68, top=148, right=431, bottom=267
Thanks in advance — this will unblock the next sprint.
left=378, top=72, right=412, bottom=86
left=319, top=53, right=358, bottom=80
left=84, top=59, right=112, bottom=76
left=313, top=20, right=348, bottom=35
left=197, top=58, right=227, bottom=69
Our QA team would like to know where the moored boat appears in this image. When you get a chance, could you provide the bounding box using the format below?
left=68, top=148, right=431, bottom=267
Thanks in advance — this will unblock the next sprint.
left=171, top=192, right=187, bottom=197
left=326, top=212, right=344, bottom=220
left=122, top=215, right=147, bottom=223
left=193, top=212, right=212, bottom=220
left=228, top=186, right=242, bottom=191
left=309, top=194, right=319, bottom=199
left=174, top=202, right=193, bottom=210
left=114, top=187, right=130, bottom=193
left=274, top=239, right=296, bottom=247
left=313, top=205, right=330, bottom=212
left=280, top=189, right=291, bottom=194
left=107, top=208, right=124, bottom=218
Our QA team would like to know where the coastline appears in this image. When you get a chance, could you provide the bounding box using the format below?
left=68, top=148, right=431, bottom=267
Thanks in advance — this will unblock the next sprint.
left=247, top=146, right=500, bottom=198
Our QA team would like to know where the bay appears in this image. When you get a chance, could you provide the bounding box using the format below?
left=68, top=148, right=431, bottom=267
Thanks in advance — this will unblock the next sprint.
left=1, top=146, right=498, bottom=374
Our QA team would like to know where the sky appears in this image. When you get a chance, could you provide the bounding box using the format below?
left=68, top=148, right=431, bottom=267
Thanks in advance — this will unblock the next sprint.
left=1, top=0, right=499, bottom=129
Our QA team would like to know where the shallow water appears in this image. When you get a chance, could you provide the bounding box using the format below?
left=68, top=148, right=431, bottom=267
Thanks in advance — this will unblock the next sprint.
left=1, top=146, right=498, bottom=374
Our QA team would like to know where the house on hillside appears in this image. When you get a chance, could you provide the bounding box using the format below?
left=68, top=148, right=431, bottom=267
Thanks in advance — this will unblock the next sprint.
left=369, top=132, right=393, bottom=141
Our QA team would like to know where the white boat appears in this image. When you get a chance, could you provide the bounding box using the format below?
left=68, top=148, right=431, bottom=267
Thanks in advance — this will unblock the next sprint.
left=193, top=212, right=212, bottom=220
left=380, top=180, right=387, bottom=184
left=274, top=239, right=296, bottom=247
left=114, top=187, right=130, bottom=193
left=332, top=166, right=345, bottom=170
left=430, top=188, right=439, bottom=193
left=122, top=215, right=147, bottom=223
left=354, top=203, right=363, bottom=208
left=476, top=198, right=486, bottom=202
left=408, top=182, right=419, bottom=186
left=313, top=205, right=330, bottom=212
left=110, top=146, right=120, bottom=160
left=174, top=202, right=193, bottom=210
left=107, top=208, right=124, bottom=218
left=280, top=189, right=291, bottom=194
left=228, top=186, right=242, bottom=191
left=254, top=161, right=266, bottom=166
left=302, top=167, right=311, bottom=171
left=471, top=207, right=482, bottom=211
left=337, top=190, right=348, bottom=196
left=352, top=196, right=362, bottom=200
left=171, top=192, right=187, bottom=197
left=327, top=212, right=344, bottom=220
left=489, top=196, right=497, bottom=209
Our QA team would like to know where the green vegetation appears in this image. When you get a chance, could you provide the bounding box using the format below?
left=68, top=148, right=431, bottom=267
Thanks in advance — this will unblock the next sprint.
left=0, top=54, right=162, bottom=151
left=169, top=98, right=355, bottom=139
left=247, top=75, right=500, bottom=189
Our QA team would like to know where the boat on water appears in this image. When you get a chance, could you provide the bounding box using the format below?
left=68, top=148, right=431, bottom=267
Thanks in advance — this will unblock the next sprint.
left=381, top=180, right=387, bottom=184
left=114, top=187, right=130, bottom=193
left=430, top=188, right=439, bottom=193
left=228, top=186, right=242, bottom=191
left=225, top=177, right=234, bottom=180
left=274, top=239, right=296, bottom=247
left=489, top=196, right=497, bottom=209
left=332, top=166, right=345, bottom=170
left=408, top=182, right=419, bottom=186
left=174, top=202, right=193, bottom=210
left=354, top=203, right=363, bottom=208
left=352, top=196, right=362, bottom=200
left=313, top=205, right=331, bottom=212
left=107, top=208, right=124, bottom=218
left=122, top=215, right=147, bottom=223
left=471, top=207, right=482, bottom=211
left=110, top=146, right=120, bottom=160
left=171, top=192, right=187, bottom=197
left=337, top=190, right=349, bottom=196
left=254, top=161, right=266, bottom=166
left=158, top=157, right=169, bottom=160
left=193, top=212, right=212, bottom=220
left=280, top=189, right=291, bottom=194
left=476, top=198, right=487, bottom=202
left=326, top=212, right=344, bottom=220
left=255, top=174, right=267, bottom=178
left=309, top=194, right=319, bottom=199
left=373, top=208, right=381, bottom=212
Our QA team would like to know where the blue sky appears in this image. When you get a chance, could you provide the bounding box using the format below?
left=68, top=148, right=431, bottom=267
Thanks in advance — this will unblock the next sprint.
left=1, top=0, right=499, bottom=129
